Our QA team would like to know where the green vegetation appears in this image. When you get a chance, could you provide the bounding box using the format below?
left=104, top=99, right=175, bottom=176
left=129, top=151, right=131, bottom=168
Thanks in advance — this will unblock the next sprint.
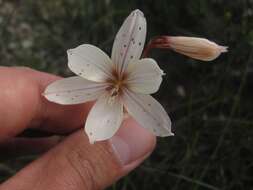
left=0, top=0, right=253, bottom=189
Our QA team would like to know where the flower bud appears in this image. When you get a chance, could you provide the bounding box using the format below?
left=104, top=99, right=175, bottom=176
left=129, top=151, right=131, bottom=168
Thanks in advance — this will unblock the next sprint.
left=166, top=36, right=228, bottom=61
left=143, top=36, right=228, bottom=61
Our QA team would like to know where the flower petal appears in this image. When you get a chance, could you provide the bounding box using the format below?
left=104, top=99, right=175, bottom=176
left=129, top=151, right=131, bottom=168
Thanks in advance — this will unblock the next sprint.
left=111, top=9, right=147, bottom=76
left=43, top=76, right=108, bottom=105
left=122, top=89, right=174, bottom=137
left=85, top=94, right=124, bottom=143
left=67, top=44, right=114, bottom=82
left=126, top=58, right=164, bottom=94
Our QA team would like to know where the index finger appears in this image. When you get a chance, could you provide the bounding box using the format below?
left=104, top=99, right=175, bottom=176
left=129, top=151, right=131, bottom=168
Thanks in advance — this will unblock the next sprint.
left=0, top=67, right=92, bottom=142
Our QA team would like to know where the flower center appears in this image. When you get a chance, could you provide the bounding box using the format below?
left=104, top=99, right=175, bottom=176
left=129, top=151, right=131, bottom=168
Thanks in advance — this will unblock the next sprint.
left=106, top=68, right=128, bottom=98
left=106, top=75, right=127, bottom=99
left=110, top=80, right=124, bottom=97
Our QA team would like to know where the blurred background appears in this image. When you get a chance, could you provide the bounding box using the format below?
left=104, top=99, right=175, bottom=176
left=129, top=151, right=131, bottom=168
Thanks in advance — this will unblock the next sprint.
left=0, top=0, right=253, bottom=189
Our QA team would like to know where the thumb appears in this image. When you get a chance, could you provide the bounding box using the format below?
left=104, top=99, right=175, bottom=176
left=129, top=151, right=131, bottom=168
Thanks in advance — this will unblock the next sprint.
left=1, top=118, right=156, bottom=190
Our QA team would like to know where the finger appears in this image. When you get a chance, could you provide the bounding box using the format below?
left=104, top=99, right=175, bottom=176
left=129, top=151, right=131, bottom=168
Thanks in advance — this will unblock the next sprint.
left=1, top=119, right=156, bottom=190
left=0, top=136, right=63, bottom=157
left=0, top=67, right=93, bottom=141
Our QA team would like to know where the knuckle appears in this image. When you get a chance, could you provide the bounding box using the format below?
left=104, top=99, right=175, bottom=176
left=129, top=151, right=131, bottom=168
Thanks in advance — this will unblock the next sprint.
left=65, top=146, right=100, bottom=190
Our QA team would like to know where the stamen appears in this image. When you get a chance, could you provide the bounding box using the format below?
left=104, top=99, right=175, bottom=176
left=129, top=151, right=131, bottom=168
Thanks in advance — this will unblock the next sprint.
left=110, top=88, right=119, bottom=97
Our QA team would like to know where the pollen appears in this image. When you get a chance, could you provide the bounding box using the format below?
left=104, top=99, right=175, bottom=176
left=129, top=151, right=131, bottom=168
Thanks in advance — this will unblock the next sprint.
left=109, top=80, right=125, bottom=97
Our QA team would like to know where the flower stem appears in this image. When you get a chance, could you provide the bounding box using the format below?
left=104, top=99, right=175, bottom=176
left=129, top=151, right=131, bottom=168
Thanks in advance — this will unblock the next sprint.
left=142, top=36, right=171, bottom=58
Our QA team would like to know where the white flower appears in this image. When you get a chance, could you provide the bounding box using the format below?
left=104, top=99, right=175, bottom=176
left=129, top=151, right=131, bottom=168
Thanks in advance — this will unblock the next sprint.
left=43, top=9, right=174, bottom=144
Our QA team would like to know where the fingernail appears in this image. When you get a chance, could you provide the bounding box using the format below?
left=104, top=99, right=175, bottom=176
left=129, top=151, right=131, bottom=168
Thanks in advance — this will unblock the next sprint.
left=110, top=118, right=156, bottom=165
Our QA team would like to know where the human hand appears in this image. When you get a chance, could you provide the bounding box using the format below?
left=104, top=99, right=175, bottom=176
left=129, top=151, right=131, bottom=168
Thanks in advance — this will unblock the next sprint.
left=0, top=67, right=156, bottom=190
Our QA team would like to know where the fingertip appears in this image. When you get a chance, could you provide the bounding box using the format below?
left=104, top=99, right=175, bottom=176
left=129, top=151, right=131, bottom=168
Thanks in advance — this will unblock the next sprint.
left=0, top=67, right=95, bottom=139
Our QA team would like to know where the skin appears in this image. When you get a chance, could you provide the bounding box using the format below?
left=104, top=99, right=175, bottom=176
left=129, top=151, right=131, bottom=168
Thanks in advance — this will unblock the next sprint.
left=0, top=67, right=156, bottom=190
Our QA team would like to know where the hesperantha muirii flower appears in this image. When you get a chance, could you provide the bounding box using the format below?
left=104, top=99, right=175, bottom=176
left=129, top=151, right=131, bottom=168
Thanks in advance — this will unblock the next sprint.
left=43, top=9, right=227, bottom=144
